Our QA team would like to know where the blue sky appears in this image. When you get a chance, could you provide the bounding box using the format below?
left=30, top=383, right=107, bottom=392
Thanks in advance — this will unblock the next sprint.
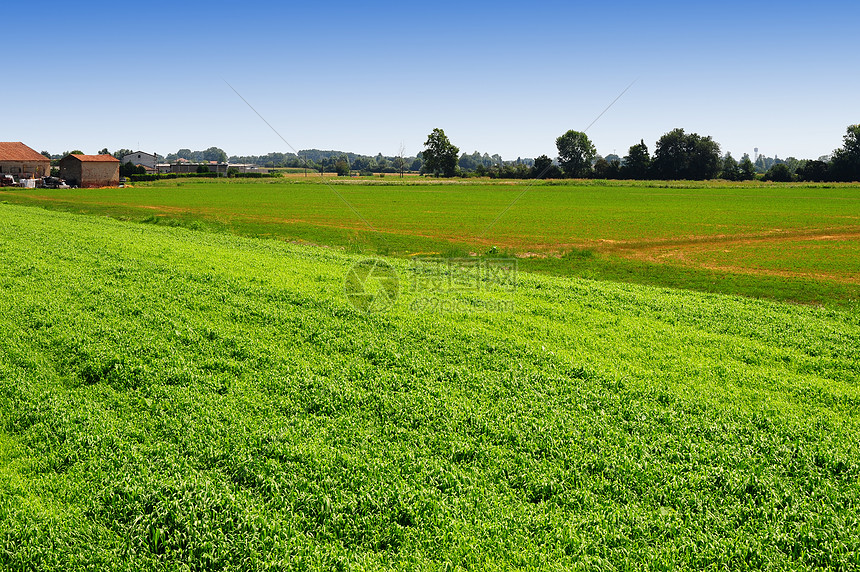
left=6, top=0, right=859, bottom=161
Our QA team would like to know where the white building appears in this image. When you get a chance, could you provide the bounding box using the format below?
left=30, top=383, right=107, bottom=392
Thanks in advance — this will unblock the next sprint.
left=120, top=151, right=157, bottom=169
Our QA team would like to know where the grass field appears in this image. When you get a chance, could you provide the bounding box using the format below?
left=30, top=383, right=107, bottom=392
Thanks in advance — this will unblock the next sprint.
left=2, top=178, right=859, bottom=307
left=1, top=203, right=859, bottom=570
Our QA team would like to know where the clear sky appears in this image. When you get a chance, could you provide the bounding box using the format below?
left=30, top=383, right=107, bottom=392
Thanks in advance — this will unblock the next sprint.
left=6, top=0, right=858, bottom=161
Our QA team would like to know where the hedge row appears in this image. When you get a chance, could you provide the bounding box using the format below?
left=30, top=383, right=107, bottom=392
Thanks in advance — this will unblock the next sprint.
left=129, top=173, right=221, bottom=182
left=129, top=172, right=280, bottom=182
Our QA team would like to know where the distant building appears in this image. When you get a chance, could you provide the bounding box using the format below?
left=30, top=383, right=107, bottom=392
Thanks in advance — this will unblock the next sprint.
left=169, top=161, right=228, bottom=174
left=59, top=154, right=120, bottom=187
left=120, top=151, right=157, bottom=169
left=0, top=142, right=50, bottom=178
left=228, top=164, right=270, bottom=174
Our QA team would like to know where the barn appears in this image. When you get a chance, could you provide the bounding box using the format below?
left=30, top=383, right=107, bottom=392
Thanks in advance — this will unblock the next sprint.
left=59, top=154, right=120, bottom=188
left=0, top=142, right=50, bottom=179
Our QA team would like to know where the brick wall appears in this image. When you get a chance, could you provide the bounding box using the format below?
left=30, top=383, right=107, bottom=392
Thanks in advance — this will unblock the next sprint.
left=80, top=162, right=120, bottom=188
left=0, top=160, right=50, bottom=177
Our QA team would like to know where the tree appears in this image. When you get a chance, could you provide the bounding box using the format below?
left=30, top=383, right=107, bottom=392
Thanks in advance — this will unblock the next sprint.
left=40, top=150, right=52, bottom=159
left=422, top=128, right=459, bottom=177
left=764, top=163, right=792, bottom=182
left=594, top=157, right=621, bottom=179
left=784, top=157, right=804, bottom=178
left=395, top=143, right=407, bottom=178
left=120, top=162, right=145, bottom=177
left=622, top=140, right=650, bottom=179
left=334, top=158, right=350, bottom=177
left=458, top=153, right=478, bottom=171
left=120, top=161, right=138, bottom=178
left=532, top=155, right=552, bottom=178
left=651, top=128, right=721, bottom=180
left=606, top=159, right=622, bottom=179
left=556, top=130, right=596, bottom=178
left=830, top=124, right=860, bottom=182
left=113, top=149, right=134, bottom=160
left=530, top=155, right=562, bottom=179
left=797, top=159, right=829, bottom=182
left=739, top=154, right=756, bottom=180
left=98, top=148, right=110, bottom=156
left=202, top=147, right=228, bottom=163
left=592, top=158, right=611, bottom=178
left=721, top=153, right=740, bottom=181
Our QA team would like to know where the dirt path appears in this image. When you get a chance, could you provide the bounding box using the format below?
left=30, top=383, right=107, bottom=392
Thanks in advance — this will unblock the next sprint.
left=611, top=228, right=860, bottom=284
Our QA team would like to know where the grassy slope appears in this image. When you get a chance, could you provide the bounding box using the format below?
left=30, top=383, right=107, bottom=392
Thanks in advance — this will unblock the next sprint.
left=2, top=179, right=859, bottom=307
left=0, top=204, right=859, bottom=570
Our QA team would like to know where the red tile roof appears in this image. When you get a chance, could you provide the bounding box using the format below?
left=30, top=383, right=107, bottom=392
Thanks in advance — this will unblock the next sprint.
left=64, top=154, right=120, bottom=162
left=0, top=142, right=50, bottom=162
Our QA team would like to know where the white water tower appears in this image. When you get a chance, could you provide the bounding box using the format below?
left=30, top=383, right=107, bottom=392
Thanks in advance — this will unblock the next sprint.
left=754, top=147, right=759, bottom=162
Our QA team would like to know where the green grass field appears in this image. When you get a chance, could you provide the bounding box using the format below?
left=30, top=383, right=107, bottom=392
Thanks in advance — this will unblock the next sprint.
left=1, top=203, right=859, bottom=570
left=2, top=178, right=859, bottom=307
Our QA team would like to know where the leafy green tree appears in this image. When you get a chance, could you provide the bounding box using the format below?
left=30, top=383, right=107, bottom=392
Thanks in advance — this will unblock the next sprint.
left=593, top=157, right=621, bottom=179
left=40, top=150, right=52, bottom=159
left=118, top=162, right=145, bottom=176
left=532, top=155, right=552, bottom=178
left=202, top=147, right=228, bottom=163
left=797, top=159, right=829, bottom=182
left=120, top=162, right=137, bottom=177
left=177, top=149, right=193, bottom=160
left=113, top=149, right=134, bottom=160
left=784, top=157, right=804, bottom=178
left=422, top=128, right=459, bottom=177
left=98, top=148, right=110, bottom=156
left=458, top=153, right=478, bottom=171
left=739, top=154, right=756, bottom=180
left=830, top=124, right=860, bottom=182
left=592, top=158, right=611, bottom=178
left=652, top=129, right=689, bottom=180
left=621, top=140, right=650, bottom=180
left=652, top=128, right=721, bottom=180
left=607, top=159, right=622, bottom=179
left=335, top=158, right=350, bottom=177
left=721, top=154, right=740, bottom=181
left=764, top=163, right=792, bottom=182
left=556, top=130, right=596, bottom=178
left=531, top=155, right=563, bottom=179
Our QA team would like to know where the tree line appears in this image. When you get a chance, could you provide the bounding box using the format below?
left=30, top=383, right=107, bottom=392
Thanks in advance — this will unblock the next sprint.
left=421, top=124, right=860, bottom=182
left=40, top=123, right=860, bottom=182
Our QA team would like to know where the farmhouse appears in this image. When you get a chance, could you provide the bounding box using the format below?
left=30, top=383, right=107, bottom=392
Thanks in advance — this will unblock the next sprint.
left=59, top=154, right=120, bottom=188
left=0, top=142, right=50, bottom=178
left=120, top=151, right=157, bottom=169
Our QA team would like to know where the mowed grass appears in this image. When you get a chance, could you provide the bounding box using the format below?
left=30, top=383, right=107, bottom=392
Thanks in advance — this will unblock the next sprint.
left=1, top=203, right=859, bottom=570
left=2, top=178, right=860, bottom=307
